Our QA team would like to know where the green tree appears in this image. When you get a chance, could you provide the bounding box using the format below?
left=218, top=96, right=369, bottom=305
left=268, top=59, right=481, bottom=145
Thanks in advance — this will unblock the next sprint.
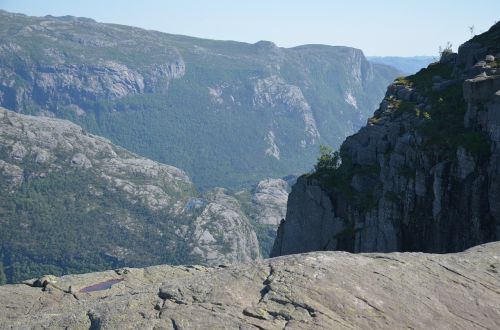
left=314, top=145, right=341, bottom=172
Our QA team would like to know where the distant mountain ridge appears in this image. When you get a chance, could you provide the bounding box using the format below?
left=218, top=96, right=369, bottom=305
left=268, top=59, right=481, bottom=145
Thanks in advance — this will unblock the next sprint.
left=0, top=10, right=401, bottom=189
left=367, top=56, right=435, bottom=74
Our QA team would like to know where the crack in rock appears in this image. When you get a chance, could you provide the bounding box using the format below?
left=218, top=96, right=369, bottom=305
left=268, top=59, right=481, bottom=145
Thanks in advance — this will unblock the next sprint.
left=87, top=311, right=102, bottom=330
left=258, top=264, right=275, bottom=304
left=170, top=318, right=180, bottom=330
left=354, top=296, right=384, bottom=313
left=369, top=255, right=406, bottom=264
left=269, top=297, right=317, bottom=318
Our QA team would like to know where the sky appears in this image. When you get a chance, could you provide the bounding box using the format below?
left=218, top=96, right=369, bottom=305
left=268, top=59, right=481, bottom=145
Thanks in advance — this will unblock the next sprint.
left=0, top=0, right=498, bottom=56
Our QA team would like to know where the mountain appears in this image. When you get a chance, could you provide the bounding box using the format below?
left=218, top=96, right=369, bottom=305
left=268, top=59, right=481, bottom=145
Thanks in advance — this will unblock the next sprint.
left=0, top=242, right=498, bottom=328
left=367, top=56, right=435, bottom=74
left=272, top=22, right=500, bottom=257
left=0, top=10, right=401, bottom=189
left=0, top=107, right=265, bottom=284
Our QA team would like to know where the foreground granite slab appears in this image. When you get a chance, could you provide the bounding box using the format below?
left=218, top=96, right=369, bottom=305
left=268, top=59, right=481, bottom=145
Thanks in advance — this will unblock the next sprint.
left=1, top=242, right=499, bottom=329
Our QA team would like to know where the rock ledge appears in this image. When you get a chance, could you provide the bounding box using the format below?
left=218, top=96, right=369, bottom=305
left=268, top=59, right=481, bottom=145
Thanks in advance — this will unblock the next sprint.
left=1, top=242, right=499, bottom=329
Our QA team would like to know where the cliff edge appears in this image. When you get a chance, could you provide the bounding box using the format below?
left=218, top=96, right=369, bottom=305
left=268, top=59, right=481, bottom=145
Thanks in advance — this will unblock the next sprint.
left=272, top=22, right=500, bottom=256
left=0, top=242, right=499, bottom=329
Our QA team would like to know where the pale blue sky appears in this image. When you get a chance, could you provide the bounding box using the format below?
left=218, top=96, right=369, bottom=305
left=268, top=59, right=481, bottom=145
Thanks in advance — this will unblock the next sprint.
left=1, top=0, right=498, bottom=56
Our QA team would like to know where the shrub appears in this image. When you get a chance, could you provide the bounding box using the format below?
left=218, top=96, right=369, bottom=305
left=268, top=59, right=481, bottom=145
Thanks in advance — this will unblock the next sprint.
left=314, top=145, right=341, bottom=172
left=439, top=41, right=453, bottom=60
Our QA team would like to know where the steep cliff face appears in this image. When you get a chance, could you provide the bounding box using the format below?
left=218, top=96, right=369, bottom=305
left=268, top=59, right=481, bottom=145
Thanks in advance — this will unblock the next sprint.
left=272, top=22, right=500, bottom=257
left=0, top=12, right=184, bottom=110
left=0, top=107, right=260, bottom=284
left=0, top=10, right=400, bottom=189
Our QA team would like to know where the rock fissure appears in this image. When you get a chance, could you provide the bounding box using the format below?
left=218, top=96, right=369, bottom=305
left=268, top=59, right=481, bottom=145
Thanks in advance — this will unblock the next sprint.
left=368, top=255, right=406, bottom=264
left=87, top=311, right=102, bottom=330
left=354, top=296, right=384, bottom=313
left=436, top=262, right=477, bottom=283
left=270, top=296, right=318, bottom=318
left=258, top=264, right=276, bottom=304
left=444, top=306, right=490, bottom=330
left=170, top=318, right=180, bottom=330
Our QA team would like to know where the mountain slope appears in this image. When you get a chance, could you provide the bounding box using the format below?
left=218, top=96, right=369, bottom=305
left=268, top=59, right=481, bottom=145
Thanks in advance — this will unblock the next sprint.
left=272, top=22, right=500, bottom=256
left=1, top=242, right=499, bottom=329
left=0, top=107, right=261, bottom=284
left=0, top=10, right=401, bottom=189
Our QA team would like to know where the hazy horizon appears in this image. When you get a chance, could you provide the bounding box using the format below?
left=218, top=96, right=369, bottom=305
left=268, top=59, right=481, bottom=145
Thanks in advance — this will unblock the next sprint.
left=1, top=0, right=499, bottom=56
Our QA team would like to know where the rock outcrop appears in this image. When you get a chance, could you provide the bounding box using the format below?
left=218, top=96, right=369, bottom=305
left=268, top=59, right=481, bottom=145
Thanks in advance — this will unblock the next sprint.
left=0, top=107, right=260, bottom=284
left=272, top=22, right=500, bottom=257
left=0, top=242, right=499, bottom=329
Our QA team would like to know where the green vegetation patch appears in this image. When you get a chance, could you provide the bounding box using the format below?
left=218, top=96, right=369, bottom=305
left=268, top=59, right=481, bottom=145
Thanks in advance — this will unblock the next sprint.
left=0, top=159, right=193, bottom=284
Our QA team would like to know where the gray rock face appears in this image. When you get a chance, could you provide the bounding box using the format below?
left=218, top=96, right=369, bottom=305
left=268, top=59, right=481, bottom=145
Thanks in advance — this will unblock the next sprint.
left=272, top=22, right=500, bottom=257
left=272, top=177, right=344, bottom=256
left=0, top=14, right=185, bottom=111
left=0, top=242, right=499, bottom=329
left=187, top=188, right=261, bottom=264
left=251, top=178, right=290, bottom=226
left=252, top=75, right=320, bottom=144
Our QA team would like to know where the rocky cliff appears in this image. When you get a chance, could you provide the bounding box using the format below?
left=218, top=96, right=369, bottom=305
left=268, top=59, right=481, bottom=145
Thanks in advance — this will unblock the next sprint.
left=0, top=10, right=400, bottom=189
left=0, top=242, right=498, bottom=329
left=272, top=23, right=500, bottom=257
left=0, top=107, right=261, bottom=284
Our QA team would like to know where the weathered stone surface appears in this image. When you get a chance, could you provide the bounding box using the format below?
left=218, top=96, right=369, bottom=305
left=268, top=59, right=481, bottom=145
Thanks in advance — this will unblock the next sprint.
left=463, top=74, right=500, bottom=103
left=1, top=242, right=499, bottom=329
left=272, top=177, right=340, bottom=256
